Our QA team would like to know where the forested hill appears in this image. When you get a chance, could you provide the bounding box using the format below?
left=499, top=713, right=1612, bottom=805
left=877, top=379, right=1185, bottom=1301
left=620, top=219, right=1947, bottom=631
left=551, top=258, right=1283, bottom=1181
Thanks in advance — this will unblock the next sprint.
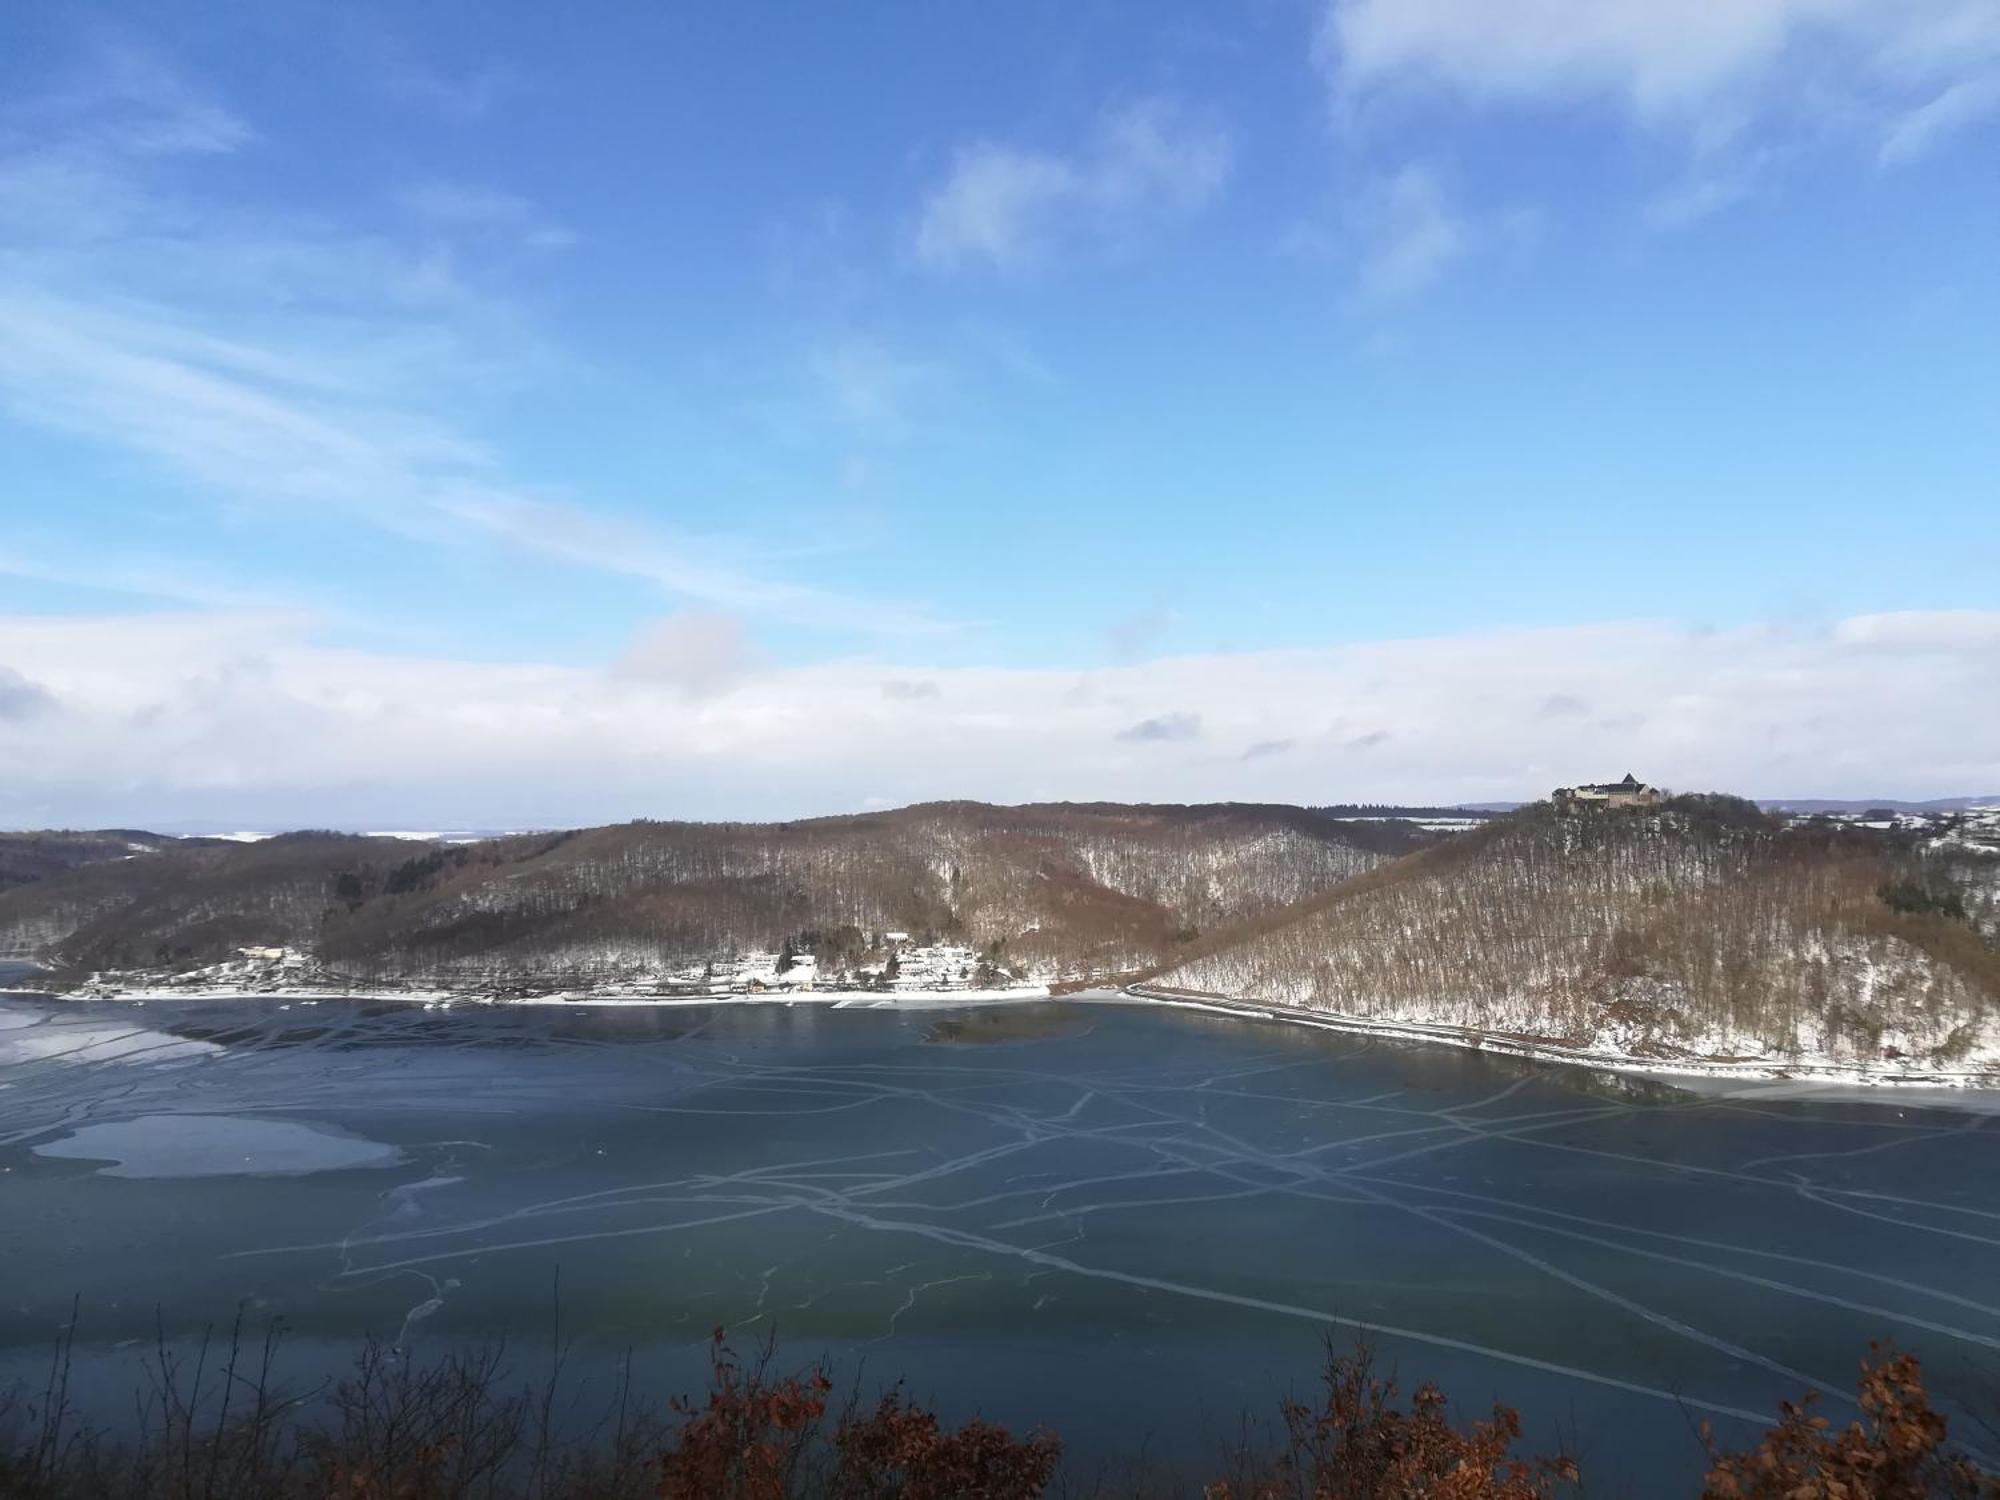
left=0, top=829, right=190, bottom=893
left=0, top=802, right=1424, bottom=985
left=1150, top=795, right=2000, bottom=1074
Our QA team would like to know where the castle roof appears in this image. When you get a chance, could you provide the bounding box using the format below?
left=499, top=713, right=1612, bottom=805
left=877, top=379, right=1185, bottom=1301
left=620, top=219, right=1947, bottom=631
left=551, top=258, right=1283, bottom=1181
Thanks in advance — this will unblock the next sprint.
left=1571, top=773, right=1652, bottom=794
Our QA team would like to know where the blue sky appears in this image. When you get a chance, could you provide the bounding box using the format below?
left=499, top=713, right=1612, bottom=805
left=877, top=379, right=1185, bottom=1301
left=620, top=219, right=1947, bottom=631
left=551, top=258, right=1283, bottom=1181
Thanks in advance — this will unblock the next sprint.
left=1, top=1, right=1997, bottom=825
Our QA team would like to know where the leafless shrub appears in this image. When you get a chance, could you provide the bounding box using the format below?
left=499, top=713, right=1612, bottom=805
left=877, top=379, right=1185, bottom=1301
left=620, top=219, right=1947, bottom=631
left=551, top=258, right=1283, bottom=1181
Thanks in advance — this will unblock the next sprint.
left=1702, top=1344, right=1999, bottom=1500
left=1205, top=1340, right=1577, bottom=1500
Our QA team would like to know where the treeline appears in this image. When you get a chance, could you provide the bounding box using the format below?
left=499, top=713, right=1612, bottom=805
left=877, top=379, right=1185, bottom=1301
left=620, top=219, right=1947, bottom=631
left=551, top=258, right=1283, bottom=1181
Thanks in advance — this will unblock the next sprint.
left=0, top=834, right=416, bottom=972
left=2, top=1328, right=1988, bottom=1499
left=1160, top=797, right=2000, bottom=1068
left=0, top=831, right=171, bottom=896
left=0, top=805, right=1423, bottom=986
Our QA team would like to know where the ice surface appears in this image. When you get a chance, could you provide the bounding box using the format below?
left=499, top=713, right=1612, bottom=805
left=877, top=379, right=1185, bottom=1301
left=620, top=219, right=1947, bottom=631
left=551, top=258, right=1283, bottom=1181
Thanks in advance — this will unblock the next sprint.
left=33, top=1113, right=404, bottom=1178
left=9, top=991, right=2000, bottom=1493
left=0, top=1005, right=222, bottom=1066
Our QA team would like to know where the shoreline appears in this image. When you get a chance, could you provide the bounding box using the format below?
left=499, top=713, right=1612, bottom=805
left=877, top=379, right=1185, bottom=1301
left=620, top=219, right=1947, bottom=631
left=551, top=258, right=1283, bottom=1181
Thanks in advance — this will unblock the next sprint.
left=9, top=963, right=1995, bottom=1090
left=1, top=969, right=1053, bottom=1011
left=1106, top=985, right=2000, bottom=1091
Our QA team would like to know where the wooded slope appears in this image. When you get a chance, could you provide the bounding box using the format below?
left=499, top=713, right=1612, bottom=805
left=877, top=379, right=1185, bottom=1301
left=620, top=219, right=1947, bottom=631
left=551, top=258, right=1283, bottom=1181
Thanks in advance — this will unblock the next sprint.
left=0, top=803, right=1421, bottom=983
left=0, top=829, right=189, bottom=894
left=1153, top=796, right=2000, bottom=1069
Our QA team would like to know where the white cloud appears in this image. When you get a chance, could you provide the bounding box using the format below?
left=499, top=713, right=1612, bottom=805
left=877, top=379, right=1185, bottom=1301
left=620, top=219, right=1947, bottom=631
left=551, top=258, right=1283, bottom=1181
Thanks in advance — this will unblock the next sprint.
left=1328, top=0, right=1991, bottom=116
left=915, top=148, right=1076, bottom=270
left=1328, top=0, right=1831, bottom=117
left=1832, top=610, right=2000, bottom=650
left=914, top=99, right=1233, bottom=271
left=2, top=610, right=1994, bottom=827
left=1321, top=0, right=2000, bottom=185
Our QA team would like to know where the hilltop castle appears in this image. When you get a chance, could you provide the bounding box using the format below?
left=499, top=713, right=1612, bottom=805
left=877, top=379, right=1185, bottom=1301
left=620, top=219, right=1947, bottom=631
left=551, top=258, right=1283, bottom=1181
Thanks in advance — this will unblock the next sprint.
left=1553, top=772, right=1660, bottom=809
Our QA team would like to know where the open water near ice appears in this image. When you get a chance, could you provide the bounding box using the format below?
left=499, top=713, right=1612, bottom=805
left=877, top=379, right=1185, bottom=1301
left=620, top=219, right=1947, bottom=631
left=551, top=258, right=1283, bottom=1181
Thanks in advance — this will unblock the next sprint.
left=4, top=978, right=1998, bottom=1493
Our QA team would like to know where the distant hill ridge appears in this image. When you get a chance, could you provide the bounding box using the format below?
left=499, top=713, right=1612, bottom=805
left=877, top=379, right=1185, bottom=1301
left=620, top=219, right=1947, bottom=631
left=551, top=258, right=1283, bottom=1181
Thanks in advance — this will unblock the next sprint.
left=0, top=802, right=1425, bottom=984
left=1759, top=796, right=2000, bottom=813
left=6, top=796, right=1997, bottom=1077
left=0, top=830, right=199, bottom=894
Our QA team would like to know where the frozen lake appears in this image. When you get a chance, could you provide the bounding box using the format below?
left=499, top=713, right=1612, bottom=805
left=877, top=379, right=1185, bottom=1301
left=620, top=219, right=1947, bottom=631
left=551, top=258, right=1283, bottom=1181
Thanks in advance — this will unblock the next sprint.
left=3, top=983, right=1997, bottom=1491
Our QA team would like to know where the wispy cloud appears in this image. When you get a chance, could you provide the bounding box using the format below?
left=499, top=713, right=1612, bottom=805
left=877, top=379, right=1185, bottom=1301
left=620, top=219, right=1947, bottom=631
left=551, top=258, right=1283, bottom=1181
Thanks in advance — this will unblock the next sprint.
left=1289, top=159, right=1532, bottom=305
left=14, top=35, right=253, bottom=158
left=1880, top=75, right=2000, bottom=165
left=1642, top=153, right=1773, bottom=229
left=1326, top=0, right=1999, bottom=124
left=349, top=26, right=522, bottom=123
left=439, top=491, right=952, bottom=634
left=0, top=42, right=937, bottom=642
left=0, top=544, right=325, bottom=615
left=0, top=34, right=252, bottom=256
left=809, top=337, right=951, bottom=440
left=399, top=182, right=578, bottom=251
left=1320, top=0, right=2000, bottom=211
left=1354, top=164, right=1470, bottom=301
left=914, top=99, right=1233, bottom=272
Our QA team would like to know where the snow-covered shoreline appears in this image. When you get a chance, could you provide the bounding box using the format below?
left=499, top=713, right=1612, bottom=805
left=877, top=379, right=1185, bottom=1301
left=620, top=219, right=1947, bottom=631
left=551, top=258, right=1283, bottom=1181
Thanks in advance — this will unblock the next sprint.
left=1108, top=985, right=2000, bottom=1090
left=2, top=967, right=1051, bottom=1011
left=9, top=961, right=1993, bottom=1088
left=1, top=940, right=1053, bottom=1010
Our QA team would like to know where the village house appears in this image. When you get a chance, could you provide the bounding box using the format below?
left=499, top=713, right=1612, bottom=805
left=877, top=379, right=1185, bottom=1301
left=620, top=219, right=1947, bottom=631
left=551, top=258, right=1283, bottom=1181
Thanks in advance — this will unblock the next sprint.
left=1552, top=772, right=1661, bottom=809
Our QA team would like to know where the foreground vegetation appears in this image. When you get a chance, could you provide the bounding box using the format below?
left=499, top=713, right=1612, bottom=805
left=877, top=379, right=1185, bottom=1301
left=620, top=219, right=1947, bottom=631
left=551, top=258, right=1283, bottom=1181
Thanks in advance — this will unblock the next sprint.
left=2, top=1327, right=1993, bottom=1499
